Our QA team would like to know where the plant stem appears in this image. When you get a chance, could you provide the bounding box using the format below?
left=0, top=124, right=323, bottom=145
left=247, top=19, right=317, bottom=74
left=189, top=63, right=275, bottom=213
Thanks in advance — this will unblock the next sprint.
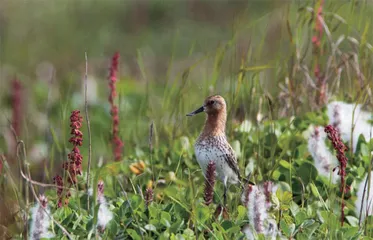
left=84, top=52, right=92, bottom=210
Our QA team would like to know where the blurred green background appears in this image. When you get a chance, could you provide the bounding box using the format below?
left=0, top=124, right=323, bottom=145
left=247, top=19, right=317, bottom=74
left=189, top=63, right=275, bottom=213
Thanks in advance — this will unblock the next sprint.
left=1, top=0, right=372, bottom=164
left=0, top=0, right=284, bottom=154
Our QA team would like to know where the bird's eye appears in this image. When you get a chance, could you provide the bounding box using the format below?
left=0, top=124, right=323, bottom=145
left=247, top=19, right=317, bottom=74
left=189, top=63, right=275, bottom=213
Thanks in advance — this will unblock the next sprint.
left=209, top=100, right=215, bottom=105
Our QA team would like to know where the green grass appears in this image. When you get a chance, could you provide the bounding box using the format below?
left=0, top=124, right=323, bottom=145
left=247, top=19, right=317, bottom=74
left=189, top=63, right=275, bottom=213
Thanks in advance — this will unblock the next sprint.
left=1, top=0, right=373, bottom=239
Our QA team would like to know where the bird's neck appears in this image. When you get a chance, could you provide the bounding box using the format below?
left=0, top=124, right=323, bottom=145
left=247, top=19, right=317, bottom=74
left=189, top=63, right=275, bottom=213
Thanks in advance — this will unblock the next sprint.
left=201, top=111, right=227, bottom=138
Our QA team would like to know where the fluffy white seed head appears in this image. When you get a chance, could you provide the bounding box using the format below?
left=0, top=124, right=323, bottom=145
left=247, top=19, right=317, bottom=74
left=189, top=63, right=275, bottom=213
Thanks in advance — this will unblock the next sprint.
left=96, top=180, right=113, bottom=232
left=242, top=185, right=279, bottom=239
left=29, top=195, right=54, bottom=240
left=327, top=101, right=373, bottom=152
left=307, top=125, right=339, bottom=183
left=242, top=185, right=267, bottom=234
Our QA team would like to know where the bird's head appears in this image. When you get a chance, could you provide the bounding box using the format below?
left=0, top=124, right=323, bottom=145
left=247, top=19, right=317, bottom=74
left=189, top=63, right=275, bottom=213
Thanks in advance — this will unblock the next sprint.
left=186, top=95, right=226, bottom=117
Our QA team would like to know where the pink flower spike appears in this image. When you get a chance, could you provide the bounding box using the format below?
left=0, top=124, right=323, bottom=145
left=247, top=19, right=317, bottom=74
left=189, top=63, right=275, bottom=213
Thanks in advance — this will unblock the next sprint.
left=108, top=52, right=124, bottom=161
left=324, top=124, right=349, bottom=225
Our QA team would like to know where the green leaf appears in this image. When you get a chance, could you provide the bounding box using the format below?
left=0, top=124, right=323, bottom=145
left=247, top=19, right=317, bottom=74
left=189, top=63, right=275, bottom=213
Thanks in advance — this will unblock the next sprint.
left=170, top=219, right=184, bottom=233
left=290, top=201, right=300, bottom=217
left=107, top=220, right=118, bottom=237
left=195, top=205, right=210, bottom=224
left=237, top=205, right=247, bottom=220
left=277, top=190, right=293, bottom=211
left=160, top=231, right=171, bottom=240
left=280, top=219, right=295, bottom=237
left=296, top=161, right=317, bottom=185
left=144, top=224, right=157, bottom=231
left=342, top=226, right=359, bottom=238
left=309, top=183, right=320, bottom=198
left=183, top=228, right=195, bottom=240
left=130, top=194, right=143, bottom=210
left=302, top=219, right=315, bottom=227
left=86, top=218, right=94, bottom=232
left=126, top=229, right=142, bottom=240
left=345, top=216, right=359, bottom=227
left=221, top=220, right=234, bottom=230
left=149, top=205, right=160, bottom=219
left=161, top=211, right=172, bottom=228
left=279, top=160, right=291, bottom=169
left=360, top=143, right=369, bottom=157
left=301, top=221, right=319, bottom=238
left=271, top=193, right=280, bottom=209
left=295, top=211, right=308, bottom=225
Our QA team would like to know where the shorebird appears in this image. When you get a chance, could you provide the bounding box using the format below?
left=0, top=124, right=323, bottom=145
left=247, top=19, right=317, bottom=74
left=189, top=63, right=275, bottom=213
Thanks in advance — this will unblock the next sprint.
left=187, top=95, right=240, bottom=205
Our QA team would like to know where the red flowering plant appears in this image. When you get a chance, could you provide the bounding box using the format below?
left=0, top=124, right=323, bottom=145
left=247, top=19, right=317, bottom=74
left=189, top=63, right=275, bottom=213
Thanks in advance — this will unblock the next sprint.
left=108, top=52, right=124, bottom=161
left=312, top=0, right=327, bottom=106
left=204, top=161, right=216, bottom=206
left=54, top=110, right=83, bottom=207
left=324, top=124, right=349, bottom=225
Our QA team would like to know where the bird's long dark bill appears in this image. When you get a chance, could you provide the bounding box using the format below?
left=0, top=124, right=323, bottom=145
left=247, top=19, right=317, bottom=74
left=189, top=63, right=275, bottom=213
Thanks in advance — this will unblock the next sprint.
left=186, top=106, right=204, bottom=116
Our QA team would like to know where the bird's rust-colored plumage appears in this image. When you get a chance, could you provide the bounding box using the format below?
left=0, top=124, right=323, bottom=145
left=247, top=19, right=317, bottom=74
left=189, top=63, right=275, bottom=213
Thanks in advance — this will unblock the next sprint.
left=200, top=95, right=227, bottom=139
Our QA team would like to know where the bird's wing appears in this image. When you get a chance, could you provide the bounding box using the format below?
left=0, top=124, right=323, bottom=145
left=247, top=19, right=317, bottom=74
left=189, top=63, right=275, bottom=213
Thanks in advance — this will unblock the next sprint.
left=219, top=143, right=241, bottom=179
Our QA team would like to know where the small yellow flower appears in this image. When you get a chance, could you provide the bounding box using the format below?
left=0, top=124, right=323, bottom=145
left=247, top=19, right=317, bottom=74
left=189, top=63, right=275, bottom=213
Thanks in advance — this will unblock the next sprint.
left=138, top=160, right=146, bottom=170
left=129, top=165, right=141, bottom=175
left=129, top=160, right=146, bottom=175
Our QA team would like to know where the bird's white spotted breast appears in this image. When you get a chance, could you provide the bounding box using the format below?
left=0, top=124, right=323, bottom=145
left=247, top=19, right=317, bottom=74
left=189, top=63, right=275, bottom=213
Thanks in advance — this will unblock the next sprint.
left=194, top=136, right=239, bottom=184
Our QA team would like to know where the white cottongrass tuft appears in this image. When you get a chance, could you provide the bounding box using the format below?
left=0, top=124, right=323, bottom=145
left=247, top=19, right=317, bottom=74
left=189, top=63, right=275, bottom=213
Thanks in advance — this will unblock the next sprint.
left=242, top=224, right=255, bottom=240
left=81, top=76, right=98, bottom=105
left=241, top=184, right=278, bottom=240
left=306, top=125, right=339, bottom=183
left=261, top=181, right=278, bottom=209
left=97, top=180, right=113, bottom=232
left=355, top=172, right=373, bottom=222
left=72, top=76, right=98, bottom=108
left=29, top=142, right=48, bottom=164
left=29, top=195, right=54, bottom=240
left=327, top=101, right=373, bottom=152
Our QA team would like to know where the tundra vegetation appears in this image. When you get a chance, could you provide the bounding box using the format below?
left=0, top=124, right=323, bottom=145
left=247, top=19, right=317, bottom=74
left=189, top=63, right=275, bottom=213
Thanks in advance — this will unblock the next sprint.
left=1, top=1, right=373, bottom=239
